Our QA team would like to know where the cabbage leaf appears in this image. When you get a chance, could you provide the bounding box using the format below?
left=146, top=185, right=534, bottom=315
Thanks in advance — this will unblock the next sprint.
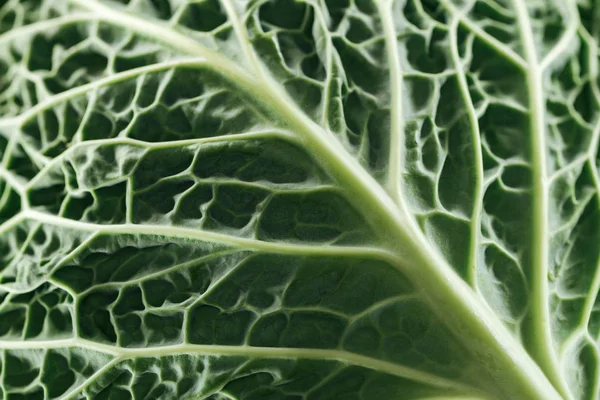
left=0, top=0, right=596, bottom=399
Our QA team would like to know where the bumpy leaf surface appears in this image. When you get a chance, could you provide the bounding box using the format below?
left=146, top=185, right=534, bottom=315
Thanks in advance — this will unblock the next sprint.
left=0, top=0, right=597, bottom=399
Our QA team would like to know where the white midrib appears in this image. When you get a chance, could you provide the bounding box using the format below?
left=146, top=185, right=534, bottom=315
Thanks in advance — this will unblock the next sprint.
left=52, top=1, right=560, bottom=398
left=511, top=0, right=572, bottom=398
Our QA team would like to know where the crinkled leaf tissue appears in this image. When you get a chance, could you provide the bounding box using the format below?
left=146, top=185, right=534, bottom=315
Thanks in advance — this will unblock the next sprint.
left=0, top=0, right=598, bottom=399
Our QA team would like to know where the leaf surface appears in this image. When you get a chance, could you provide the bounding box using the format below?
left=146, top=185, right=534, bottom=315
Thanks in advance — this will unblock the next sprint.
left=0, top=0, right=597, bottom=399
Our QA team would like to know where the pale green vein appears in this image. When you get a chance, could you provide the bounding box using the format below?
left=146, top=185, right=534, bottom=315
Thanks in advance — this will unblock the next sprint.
left=2, top=222, right=42, bottom=289
left=67, top=0, right=238, bottom=71
left=77, top=249, right=239, bottom=296
left=548, top=155, right=588, bottom=183
left=6, top=59, right=209, bottom=128
left=310, top=2, right=337, bottom=128
left=219, top=0, right=264, bottom=75
left=511, top=0, right=572, bottom=398
left=46, top=275, right=80, bottom=339
left=377, top=0, right=406, bottom=206
left=0, top=213, right=21, bottom=238
left=186, top=180, right=338, bottom=193
left=0, top=127, right=24, bottom=210
left=25, top=130, right=293, bottom=190
left=0, top=13, right=96, bottom=45
left=0, top=231, right=95, bottom=297
left=540, top=24, right=577, bottom=72
left=347, top=294, right=418, bottom=323
left=62, top=358, right=121, bottom=400
left=0, top=338, right=481, bottom=394
left=212, top=392, right=236, bottom=400
left=549, top=190, right=595, bottom=238
left=0, top=180, right=15, bottom=212
left=0, top=166, right=26, bottom=196
left=540, top=1, right=579, bottom=71
left=304, top=365, right=348, bottom=397
left=439, top=0, right=527, bottom=70
left=561, top=328, right=588, bottom=361
left=203, top=359, right=253, bottom=400
left=0, top=351, right=5, bottom=397
left=47, top=275, right=79, bottom=300
left=20, top=209, right=403, bottom=262
left=125, top=177, right=133, bottom=224
left=74, top=130, right=293, bottom=149
left=186, top=253, right=250, bottom=311
left=448, top=17, right=484, bottom=287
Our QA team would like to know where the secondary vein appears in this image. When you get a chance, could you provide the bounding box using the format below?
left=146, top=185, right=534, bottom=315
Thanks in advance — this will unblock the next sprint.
left=0, top=337, right=480, bottom=393
left=448, top=17, right=484, bottom=287
left=375, top=0, right=406, bottom=205
left=20, top=209, right=403, bottom=262
left=511, top=0, right=572, bottom=398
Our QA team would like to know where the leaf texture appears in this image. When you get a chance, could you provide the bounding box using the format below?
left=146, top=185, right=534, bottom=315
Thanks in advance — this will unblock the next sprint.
left=0, top=0, right=598, bottom=399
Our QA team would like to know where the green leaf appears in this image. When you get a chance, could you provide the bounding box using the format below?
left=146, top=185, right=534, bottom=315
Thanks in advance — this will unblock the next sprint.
left=0, top=0, right=595, bottom=398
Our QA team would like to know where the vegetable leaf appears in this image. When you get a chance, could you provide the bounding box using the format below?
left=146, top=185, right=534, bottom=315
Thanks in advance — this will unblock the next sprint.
left=0, top=0, right=595, bottom=399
